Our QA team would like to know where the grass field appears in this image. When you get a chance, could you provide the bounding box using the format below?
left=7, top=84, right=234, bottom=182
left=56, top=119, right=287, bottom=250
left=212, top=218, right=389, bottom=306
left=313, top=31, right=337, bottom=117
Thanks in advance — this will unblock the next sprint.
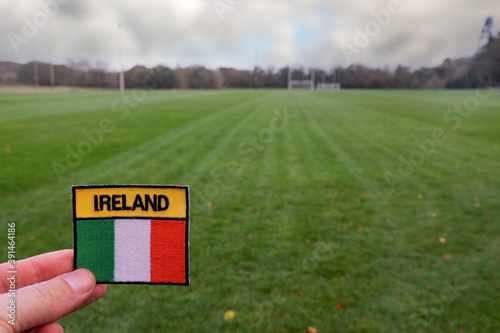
left=1, top=89, right=499, bottom=332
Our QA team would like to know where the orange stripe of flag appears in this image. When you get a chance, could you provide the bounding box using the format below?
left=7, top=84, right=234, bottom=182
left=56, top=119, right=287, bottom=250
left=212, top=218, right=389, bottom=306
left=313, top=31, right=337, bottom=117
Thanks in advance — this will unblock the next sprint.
left=150, top=220, right=187, bottom=284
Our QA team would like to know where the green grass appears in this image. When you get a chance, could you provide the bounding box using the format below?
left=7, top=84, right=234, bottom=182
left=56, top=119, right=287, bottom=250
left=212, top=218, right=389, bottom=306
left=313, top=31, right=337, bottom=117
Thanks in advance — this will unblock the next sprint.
left=1, top=89, right=499, bottom=332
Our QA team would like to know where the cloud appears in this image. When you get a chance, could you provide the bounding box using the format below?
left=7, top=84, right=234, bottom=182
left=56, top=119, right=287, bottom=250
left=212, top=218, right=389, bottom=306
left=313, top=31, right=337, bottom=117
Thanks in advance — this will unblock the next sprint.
left=1, top=0, right=499, bottom=70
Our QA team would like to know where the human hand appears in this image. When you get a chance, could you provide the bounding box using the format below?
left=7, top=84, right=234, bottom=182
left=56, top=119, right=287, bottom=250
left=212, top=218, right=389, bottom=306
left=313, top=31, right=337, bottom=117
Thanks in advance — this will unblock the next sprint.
left=0, top=250, right=107, bottom=333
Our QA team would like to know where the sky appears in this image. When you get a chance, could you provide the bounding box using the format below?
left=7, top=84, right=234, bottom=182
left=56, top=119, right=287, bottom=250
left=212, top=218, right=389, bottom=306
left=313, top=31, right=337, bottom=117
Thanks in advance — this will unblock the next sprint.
left=1, top=0, right=499, bottom=71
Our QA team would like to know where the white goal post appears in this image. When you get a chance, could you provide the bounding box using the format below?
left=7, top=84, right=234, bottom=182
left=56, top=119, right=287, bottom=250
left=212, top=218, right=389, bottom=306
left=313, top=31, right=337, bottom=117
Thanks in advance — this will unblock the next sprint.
left=288, top=65, right=315, bottom=90
left=288, top=66, right=341, bottom=90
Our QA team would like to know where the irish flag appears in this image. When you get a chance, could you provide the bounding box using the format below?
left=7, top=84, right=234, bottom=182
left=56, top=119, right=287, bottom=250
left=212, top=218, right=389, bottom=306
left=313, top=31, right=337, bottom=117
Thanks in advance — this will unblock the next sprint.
left=73, top=185, right=189, bottom=285
left=75, top=219, right=187, bottom=284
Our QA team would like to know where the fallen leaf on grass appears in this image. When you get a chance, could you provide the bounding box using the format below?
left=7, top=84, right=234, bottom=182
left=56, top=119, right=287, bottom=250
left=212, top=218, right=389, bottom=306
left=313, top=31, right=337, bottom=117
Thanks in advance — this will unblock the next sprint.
left=308, top=327, right=317, bottom=333
left=337, top=302, right=344, bottom=310
left=439, top=237, right=446, bottom=243
left=224, top=310, right=235, bottom=321
left=443, top=254, right=453, bottom=260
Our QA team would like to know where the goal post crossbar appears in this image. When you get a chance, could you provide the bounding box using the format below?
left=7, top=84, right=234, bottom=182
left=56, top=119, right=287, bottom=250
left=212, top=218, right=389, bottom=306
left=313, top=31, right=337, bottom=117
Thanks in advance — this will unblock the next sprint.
left=288, top=66, right=315, bottom=90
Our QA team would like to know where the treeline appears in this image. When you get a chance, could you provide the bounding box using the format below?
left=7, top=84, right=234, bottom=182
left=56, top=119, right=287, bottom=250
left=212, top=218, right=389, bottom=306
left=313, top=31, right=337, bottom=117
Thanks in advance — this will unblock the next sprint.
left=1, top=36, right=499, bottom=89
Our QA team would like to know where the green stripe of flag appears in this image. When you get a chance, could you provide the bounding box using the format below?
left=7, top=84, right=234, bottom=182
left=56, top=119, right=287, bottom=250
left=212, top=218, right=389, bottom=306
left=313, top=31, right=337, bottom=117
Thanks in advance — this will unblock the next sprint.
left=76, top=219, right=114, bottom=282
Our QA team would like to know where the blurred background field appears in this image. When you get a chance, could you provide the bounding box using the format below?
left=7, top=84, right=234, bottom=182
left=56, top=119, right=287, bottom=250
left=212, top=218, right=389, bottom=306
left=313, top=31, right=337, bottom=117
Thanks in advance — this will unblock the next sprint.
left=0, top=89, right=499, bottom=332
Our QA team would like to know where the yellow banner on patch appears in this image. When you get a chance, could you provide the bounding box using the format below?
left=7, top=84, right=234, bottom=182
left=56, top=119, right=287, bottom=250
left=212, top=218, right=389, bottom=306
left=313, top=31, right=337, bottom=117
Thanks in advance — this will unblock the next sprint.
left=73, top=185, right=188, bottom=219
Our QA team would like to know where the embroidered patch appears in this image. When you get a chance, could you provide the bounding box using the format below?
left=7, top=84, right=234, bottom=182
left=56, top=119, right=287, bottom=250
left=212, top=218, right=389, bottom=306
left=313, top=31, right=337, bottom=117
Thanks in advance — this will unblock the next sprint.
left=72, top=185, right=189, bottom=285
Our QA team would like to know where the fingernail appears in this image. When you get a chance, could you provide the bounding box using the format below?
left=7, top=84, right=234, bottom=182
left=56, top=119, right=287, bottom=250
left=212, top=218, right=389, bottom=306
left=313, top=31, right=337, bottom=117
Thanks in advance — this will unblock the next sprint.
left=63, top=269, right=94, bottom=294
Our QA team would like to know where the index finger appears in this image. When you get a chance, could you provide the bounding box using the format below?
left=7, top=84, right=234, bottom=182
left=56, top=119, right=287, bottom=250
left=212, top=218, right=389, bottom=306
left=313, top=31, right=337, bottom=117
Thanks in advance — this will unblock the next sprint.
left=0, top=249, right=74, bottom=293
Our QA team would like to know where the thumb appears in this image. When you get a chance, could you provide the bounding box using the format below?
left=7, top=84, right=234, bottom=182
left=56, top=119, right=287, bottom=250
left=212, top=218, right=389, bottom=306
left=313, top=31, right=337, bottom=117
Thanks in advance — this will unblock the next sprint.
left=14, top=269, right=96, bottom=332
left=31, top=322, right=64, bottom=333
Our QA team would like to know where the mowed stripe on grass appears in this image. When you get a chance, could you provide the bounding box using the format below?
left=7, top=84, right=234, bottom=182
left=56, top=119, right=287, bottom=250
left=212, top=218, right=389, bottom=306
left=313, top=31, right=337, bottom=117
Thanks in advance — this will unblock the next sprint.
left=1, top=89, right=499, bottom=332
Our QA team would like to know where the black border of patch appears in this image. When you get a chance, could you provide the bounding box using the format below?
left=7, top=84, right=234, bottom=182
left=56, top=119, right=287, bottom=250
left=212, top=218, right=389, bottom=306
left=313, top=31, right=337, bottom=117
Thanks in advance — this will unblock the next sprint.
left=72, top=184, right=190, bottom=285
